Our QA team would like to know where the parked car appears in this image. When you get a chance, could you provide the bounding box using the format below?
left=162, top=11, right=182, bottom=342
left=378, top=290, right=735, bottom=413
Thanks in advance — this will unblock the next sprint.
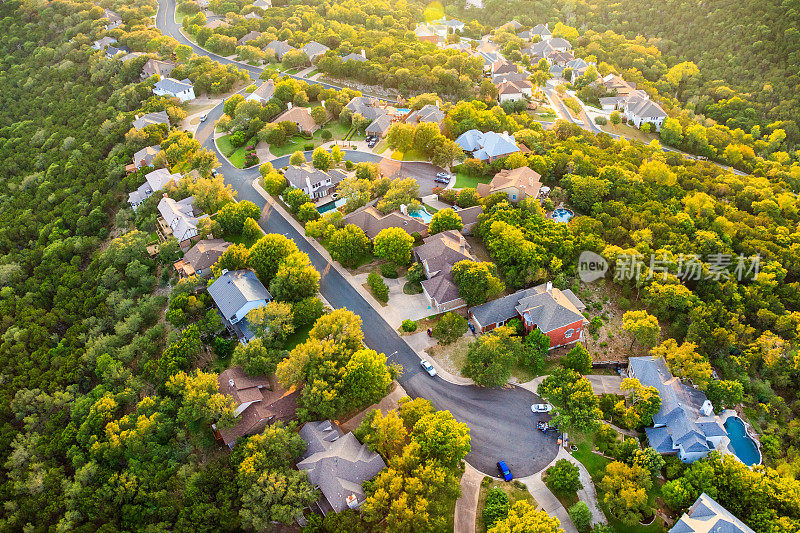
left=200, top=115, right=207, bottom=122
left=468, top=323, right=476, bottom=334
left=419, top=359, right=437, bottom=377
left=366, top=137, right=378, bottom=148
left=497, top=460, right=513, bottom=481
left=531, top=403, right=553, bottom=413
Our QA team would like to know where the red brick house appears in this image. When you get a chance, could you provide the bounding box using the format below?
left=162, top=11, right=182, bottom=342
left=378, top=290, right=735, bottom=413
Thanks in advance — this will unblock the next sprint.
left=468, top=282, right=588, bottom=349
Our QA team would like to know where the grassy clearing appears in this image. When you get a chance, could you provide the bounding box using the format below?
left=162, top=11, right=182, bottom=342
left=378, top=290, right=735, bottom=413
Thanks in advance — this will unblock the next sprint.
left=427, top=335, right=472, bottom=377
left=269, top=122, right=351, bottom=157
left=600, top=122, right=659, bottom=144
left=216, top=134, right=253, bottom=168
left=454, top=172, right=491, bottom=189
left=285, top=322, right=313, bottom=351
left=391, top=148, right=427, bottom=161
left=476, top=477, right=537, bottom=532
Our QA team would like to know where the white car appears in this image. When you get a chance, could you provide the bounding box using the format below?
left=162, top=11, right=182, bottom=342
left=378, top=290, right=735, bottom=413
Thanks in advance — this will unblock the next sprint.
left=531, top=403, right=553, bottom=413
left=200, top=115, right=207, bottom=122
left=420, top=359, right=437, bottom=377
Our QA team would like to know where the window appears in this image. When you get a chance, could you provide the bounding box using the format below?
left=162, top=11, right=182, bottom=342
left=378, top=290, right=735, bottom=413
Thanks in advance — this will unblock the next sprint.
left=564, top=328, right=574, bottom=339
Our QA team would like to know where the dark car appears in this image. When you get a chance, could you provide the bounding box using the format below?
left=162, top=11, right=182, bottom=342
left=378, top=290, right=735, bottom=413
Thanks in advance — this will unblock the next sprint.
left=497, top=460, right=513, bottom=481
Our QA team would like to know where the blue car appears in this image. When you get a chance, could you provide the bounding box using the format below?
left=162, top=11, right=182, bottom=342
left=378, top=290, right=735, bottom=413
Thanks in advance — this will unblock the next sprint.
left=497, top=460, right=513, bottom=481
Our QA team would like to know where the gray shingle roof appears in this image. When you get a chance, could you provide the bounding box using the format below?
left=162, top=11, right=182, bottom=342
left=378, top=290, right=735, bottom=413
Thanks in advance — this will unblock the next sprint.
left=302, top=40, right=330, bottom=59
left=266, top=40, right=295, bottom=59
left=183, top=239, right=231, bottom=272
left=515, top=290, right=586, bottom=333
left=132, top=110, right=169, bottom=129
left=297, top=421, right=386, bottom=513
left=345, top=96, right=385, bottom=121
left=154, top=77, right=193, bottom=94
left=342, top=52, right=367, bottom=62
left=365, top=114, right=392, bottom=135
left=405, top=104, right=444, bottom=125
left=670, top=493, right=755, bottom=533
left=470, top=284, right=586, bottom=332
left=208, top=270, right=271, bottom=322
left=284, top=165, right=346, bottom=190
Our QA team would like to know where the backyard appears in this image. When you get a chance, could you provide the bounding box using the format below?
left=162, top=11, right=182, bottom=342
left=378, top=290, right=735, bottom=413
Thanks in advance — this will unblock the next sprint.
left=454, top=172, right=491, bottom=189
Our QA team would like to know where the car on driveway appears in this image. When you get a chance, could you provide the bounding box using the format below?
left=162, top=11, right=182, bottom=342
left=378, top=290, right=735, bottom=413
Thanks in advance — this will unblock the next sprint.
left=435, top=172, right=451, bottom=184
left=497, top=460, right=513, bottom=481
left=531, top=403, right=553, bottom=413
left=200, top=115, right=207, bottom=122
left=420, top=359, right=437, bottom=377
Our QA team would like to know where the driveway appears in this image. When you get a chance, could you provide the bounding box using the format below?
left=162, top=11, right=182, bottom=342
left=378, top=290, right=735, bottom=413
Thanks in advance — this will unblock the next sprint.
left=157, top=0, right=558, bottom=477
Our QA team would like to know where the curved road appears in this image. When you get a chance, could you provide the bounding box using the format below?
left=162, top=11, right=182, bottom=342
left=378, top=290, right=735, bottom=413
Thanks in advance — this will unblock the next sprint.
left=155, top=0, right=557, bottom=476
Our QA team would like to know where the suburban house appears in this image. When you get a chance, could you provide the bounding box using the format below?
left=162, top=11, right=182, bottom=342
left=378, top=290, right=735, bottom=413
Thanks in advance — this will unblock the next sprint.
left=237, top=31, right=262, bottom=46
left=405, top=103, right=445, bottom=126
left=120, top=51, right=144, bottom=62
left=205, top=19, right=229, bottom=30
left=131, top=145, right=161, bottom=170
left=173, top=238, right=231, bottom=278
left=476, top=166, right=541, bottom=202
left=414, top=24, right=444, bottom=45
left=433, top=17, right=465, bottom=33
left=246, top=79, right=276, bottom=103
left=670, top=493, right=754, bottom=533
left=413, top=231, right=476, bottom=314
left=103, top=9, right=122, bottom=29
left=469, top=282, right=588, bottom=348
left=475, top=50, right=502, bottom=71
left=497, top=79, right=532, bottom=102
left=622, top=95, right=668, bottom=131
left=628, top=356, right=729, bottom=463
left=207, top=269, right=272, bottom=341
left=446, top=42, right=472, bottom=53
left=284, top=164, right=346, bottom=199
left=365, top=114, right=392, bottom=138
left=273, top=104, right=318, bottom=133
left=302, top=41, right=330, bottom=62
left=491, top=70, right=530, bottom=85
left=600, top=73, right=637, bottom=97
left=491, top=59, right=518, bottom=77
left=455, top=129, right=520, bottom=161
left=132, top=110, right=169, bottom=129
left=105, top=45, right=129, bottom=59
left=530, top=23, right=552, bottom=39
left=502, top=20, right=523, bottom=32
left=244, top=11, right=262, bottom=20
left=523, top=40, right=556, bottom=61
left=342, top=51, right=368, bottom=62
left=157, top=195, right=206, bottom=248
left=565, top=58, right=590, bottom=80
left=342, top=206, right=428, bottom=240
left=128, top=168, right=181, bottom=210
left=266, top=39, right=295, bottom=60
left=92, top=36, right=117, bottom=50
left=547, top=37, right=572, bottom=52
left=253, top=0, right=272, bottom=7
left=456, top=205, right=483, bottom=235
left=297, top=421, right=386, bottom=515
left=345, top=96, right=386, bottom=121
left=546, top=50, right=574, bottom=68
left=141, top=58, right=175, bottom=80
left=153, top=78, right=195, bottom=102
left=213, top=367, right=299, bottom=448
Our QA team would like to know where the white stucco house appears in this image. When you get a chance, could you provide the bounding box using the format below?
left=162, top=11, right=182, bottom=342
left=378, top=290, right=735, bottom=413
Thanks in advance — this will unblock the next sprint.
left=153, top=78, right=196, bottom=102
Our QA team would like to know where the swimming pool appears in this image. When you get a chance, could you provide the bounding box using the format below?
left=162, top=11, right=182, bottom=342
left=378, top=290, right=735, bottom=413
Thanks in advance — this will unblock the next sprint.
left=317, top=198, right=345, bottom=214
left=724, top=416, right=761, bottom=466
left=410, top=207, right=433, bottom=223
left=551, top=208, right=575, bottom=223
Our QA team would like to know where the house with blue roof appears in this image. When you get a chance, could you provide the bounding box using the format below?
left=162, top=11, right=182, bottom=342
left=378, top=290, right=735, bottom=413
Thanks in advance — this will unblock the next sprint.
left=629, top=356, right=729, bottom=463
left=670, top=493, right=755, bottom=533
left=455, top=130, right=520, bottom=162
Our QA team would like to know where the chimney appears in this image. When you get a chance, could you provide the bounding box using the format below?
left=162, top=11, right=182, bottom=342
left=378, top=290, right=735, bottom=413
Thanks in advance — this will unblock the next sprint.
left=346, top=494, right=358, bottom=509
left=435, top=100, right=439, bottom=109
left=221, top=268, right=229, bottom=275
left=360, top=49, right=366, bottom=59
left=286, top=102, right=293, bottom=110
left=546, top=281, right=552, bottom=292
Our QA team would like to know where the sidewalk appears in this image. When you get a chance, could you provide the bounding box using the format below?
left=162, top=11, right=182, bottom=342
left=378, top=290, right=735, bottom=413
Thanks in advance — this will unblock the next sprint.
left=518, top=469, right=578, bottom=533
left=554, top=447, right=607, bottom=526
left=454, top=463, right=483, bottom=533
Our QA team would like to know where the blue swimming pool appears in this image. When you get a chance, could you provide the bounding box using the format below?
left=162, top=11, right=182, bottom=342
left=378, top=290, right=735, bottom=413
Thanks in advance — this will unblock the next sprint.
left=317, top=198, right=345, bottom=214
left=410, top=208, right=433, bottom=223
left=551, top=208, right=575, bottom=223
left=724, top=416, right=761, bottom=466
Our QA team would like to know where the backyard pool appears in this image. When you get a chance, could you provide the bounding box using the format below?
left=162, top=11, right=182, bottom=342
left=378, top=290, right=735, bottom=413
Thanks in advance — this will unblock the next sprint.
left=317, top=198, right=345, bottom=214
left=724, top=416, right=761, bottom=466
left=410, top=207, right=433, bottom=223
left=551, top=208, right=575, bottom=223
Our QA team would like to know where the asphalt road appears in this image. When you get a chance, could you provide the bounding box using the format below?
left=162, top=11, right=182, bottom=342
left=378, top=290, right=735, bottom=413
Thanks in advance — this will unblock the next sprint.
left=159, top=0, right=559, bottom=476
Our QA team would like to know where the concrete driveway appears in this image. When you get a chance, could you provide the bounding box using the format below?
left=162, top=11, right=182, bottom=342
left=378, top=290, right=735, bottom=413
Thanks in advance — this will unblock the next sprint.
left=586, top=375, right=624, bottom=396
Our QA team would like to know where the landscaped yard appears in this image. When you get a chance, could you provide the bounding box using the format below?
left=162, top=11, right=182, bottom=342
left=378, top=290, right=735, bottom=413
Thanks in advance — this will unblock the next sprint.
left=454, top=172, right=491, bottom=189
left=268, top=122, right=352, bottom=157
left=600, top=122, right=659, bottom=144
left=285, top=322, right=313, bottom=351
left=476, top=477, right=537, bottom=532
left=216, top=134, right=255, bottom=168
left=391, top=148, right=427, bottom=161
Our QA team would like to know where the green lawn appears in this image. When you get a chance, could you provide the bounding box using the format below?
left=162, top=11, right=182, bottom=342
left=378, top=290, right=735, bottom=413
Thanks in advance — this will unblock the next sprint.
left=285, top=322, right=313, bottom=351
left=476, top=477, right=537, bottom=532
left=601, top=122, right=659, bottom=144
left=269, top=122, right=352, bottom=157
left=216, top=134, right=255, bottom=168
left=454, top=172, right=491, bottom=189
left=391, top=148, right=427, bottom=161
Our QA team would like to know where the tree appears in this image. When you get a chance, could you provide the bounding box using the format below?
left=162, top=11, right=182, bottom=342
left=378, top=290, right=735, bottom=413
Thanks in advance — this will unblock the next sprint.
left=269, top=251, right=320, bottom=302
left=341, top=349, right=394, bottom=407
left=705, top=380, right=744, bottom=411
left=284, top=188, right=312, bottom=212
left=411, top=410, right=471, bottom=469
left=451, top=261, right=505, bottom=306
left=247, top=301, right=294, bottom=346
left=373, top=227, right=414, bottom=265
left=562, top=342, right=592, bottom=374
left=618, top=378, right=661, bottom=428
left=545, top=459, right=583, bottom=494
left=488, top=501, right=564, bottom=533
left=631, top=447, right=665, bottom=478
left=376, top=177, right=420, bottom=213
left=355, top=409, right=408, bottom=459
left=538, top=368, right=602, bottom=432
left=599, top=461, right=652, bottom=526
left=232, top=338, right=286, bottom=376
left=650, top=339, right=712, bottom=389
left=622, top=310, right=660, bottom=349
left=248, top=233, right=298, bottom=285
left=216, top=201, right=261, bottom=236
left=367, top=272, right=389, bottom=303
left=167, top=370, right=235, bottom=433
left=432, top=312, right=468, bottom=345
left=289, top=150, right=306, bottom=166
left=429, top=208, right=463, bottom=234
left=568, top=502, right=593, bottom=533
left=310, top=106, right=328, bottom=125
left=297, top=202, right=319, bottom=224
left=462, top=326, right=520, bottom=387
left=609, top=110, right=621, bottom=125
left=218, top=243, right=250, bottom=271
left=386, top=122, right=414, bottom=152
left=483, top=488, right=510, bottom=530
left=312, top=147, right=332, bottom=170
left=660, top=117, right=683, bottom=146
left=398, top=396, right=434, bottom=430
left=567, top=174, right=611, bottom=212
left=520, top=328, right=549, bottom=373
left=329, top=224, right=371, bottom=268
left=291, top=297, right=324, bottom=328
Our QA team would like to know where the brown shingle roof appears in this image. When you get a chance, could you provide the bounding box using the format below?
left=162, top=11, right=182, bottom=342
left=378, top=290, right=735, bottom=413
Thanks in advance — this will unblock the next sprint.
left=274, top=106, right=318, bottom=132
left=476, top=166, right=541, bottom=201
left=342, top=206, right=428, bottom=240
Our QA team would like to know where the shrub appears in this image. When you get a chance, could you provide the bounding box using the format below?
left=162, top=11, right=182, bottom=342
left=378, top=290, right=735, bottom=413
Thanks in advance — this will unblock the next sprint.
left=244, top=152, right=259, bottom=167
left=292, top=296, right=324, bottom=328
left=545, top=459, right=583, bottom=494
left=506, top=318, right=523, bottom=335
left=345, top=160, right=354, bottom=170
left=588, top=316, right=603, bottom=334
left=380, top=262, right=398, bottom=278
left=594, top=116, right=607, bottom=125
left=568, top=502, right=593, bottom=533
left=401, top=319, right=417, bottom=332
left=367, top=272, right=389, bottom=303
left=406, top=262, right=426, bottom=284
left=304, top=143, right=314, bottom=150
left=482, top=487, right=509, bottom=530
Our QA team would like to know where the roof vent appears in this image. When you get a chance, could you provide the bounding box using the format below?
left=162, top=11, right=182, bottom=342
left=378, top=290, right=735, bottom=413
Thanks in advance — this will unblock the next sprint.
left=346, top=494, right=358, bottom=509
left=221, top=269, right=229, bottom=275
left=228, top=378, right=235, bottom=388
